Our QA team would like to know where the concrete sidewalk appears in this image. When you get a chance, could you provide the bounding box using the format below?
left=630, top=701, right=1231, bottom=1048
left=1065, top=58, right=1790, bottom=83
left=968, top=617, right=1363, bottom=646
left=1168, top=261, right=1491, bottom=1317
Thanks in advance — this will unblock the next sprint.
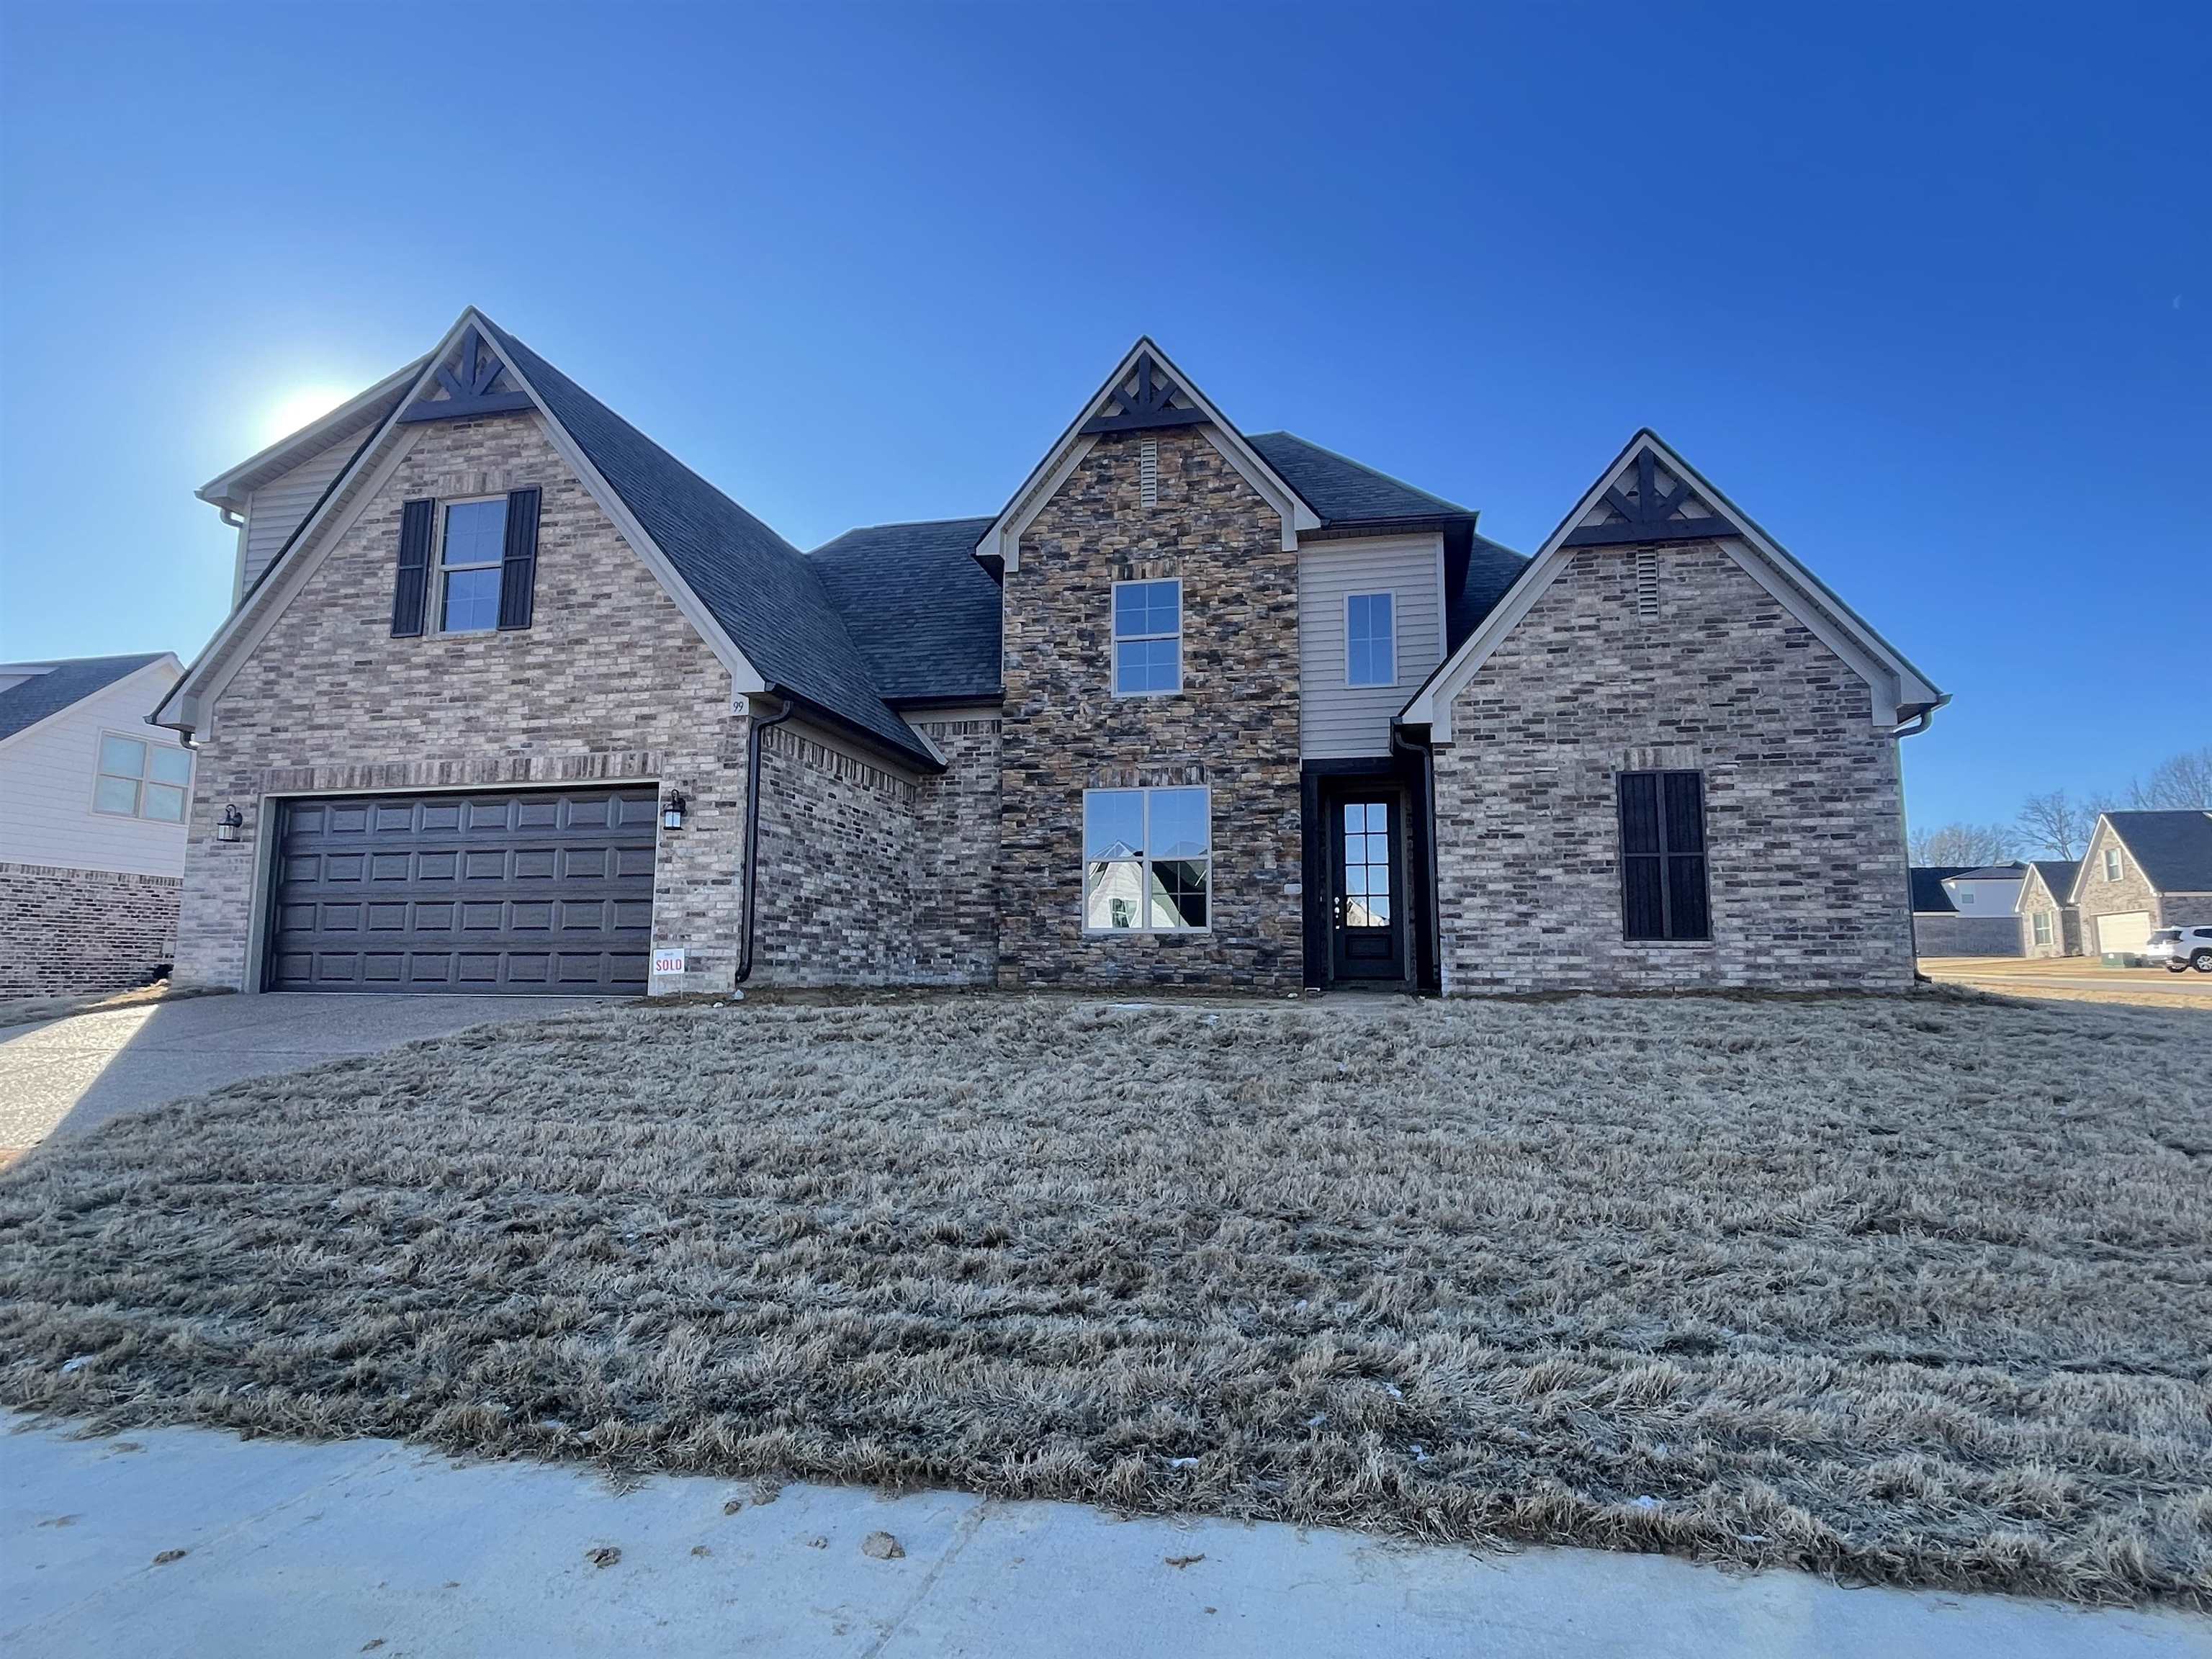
left=0, top=992, right=601, bottom=1157
left=5, top=1419, right=2203, bottom=1658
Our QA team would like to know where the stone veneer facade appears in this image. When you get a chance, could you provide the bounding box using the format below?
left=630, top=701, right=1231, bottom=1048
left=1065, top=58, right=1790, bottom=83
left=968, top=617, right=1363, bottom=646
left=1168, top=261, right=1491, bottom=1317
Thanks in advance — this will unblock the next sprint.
left=0, top=862, right=180, bottom=996
left=1431, top=541, right=1914, bottom=993
left=996, top=427, right=1303, bottom=990
left=174, top=410, right=751, bottom=995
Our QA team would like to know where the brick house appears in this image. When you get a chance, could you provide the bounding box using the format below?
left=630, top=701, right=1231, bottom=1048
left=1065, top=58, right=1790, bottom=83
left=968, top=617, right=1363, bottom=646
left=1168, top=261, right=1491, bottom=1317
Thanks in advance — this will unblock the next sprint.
left=2015, top=860, right=2082, bottom=958
left=0, top=653, right=191, bottom=995
left=2067, top=811, right=2212, bottom=960
left=150, top=310, right=1946, bottom=998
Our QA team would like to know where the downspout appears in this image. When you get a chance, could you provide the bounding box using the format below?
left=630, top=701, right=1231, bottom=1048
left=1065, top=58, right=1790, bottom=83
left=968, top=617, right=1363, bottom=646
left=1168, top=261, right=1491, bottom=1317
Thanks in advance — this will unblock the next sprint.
left=1390, top=721, right=1443, bottom=995
left=1888, top=699, right=1943, bottom=980
left=733, top=692, right=796, bottom=989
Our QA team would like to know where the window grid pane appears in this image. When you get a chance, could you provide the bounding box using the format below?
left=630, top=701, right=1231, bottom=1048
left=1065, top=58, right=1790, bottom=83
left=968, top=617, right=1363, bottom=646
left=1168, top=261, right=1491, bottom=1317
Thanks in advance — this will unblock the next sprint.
left=1083, top=786, right=1210, bottom=932
left=1345, top=593, right=1395, bottom=687
left=442, top=567, right=503, bottom=633
left=441, top=499, right=508, bottom=567
left=94, top=775, right=140, bottom=816
left=148, top=745, right=192, bottom=786
left=99, top=734, right=147, bottom=778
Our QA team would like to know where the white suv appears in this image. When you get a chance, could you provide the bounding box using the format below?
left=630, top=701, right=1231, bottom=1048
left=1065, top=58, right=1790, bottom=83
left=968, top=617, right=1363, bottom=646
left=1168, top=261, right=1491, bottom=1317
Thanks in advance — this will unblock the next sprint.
left=2143, top=926, right=2212, bottom=973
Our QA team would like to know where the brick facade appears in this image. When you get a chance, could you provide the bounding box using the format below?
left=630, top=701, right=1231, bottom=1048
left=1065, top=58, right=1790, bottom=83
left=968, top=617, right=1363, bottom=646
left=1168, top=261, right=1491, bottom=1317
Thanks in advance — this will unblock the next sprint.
left=2075, top=819, right=2212, bottom=952
left=2015, top=863, right=2080, bottom=958
left=173, top=411, right=750, bottom=996
left=1431, top=542, right=1914, bottom=994
left=0, top=861, right=180, bottom=997
left=997, top=428, right=1304, bottom=990
left=1910, top=912, right=2023, bottom=957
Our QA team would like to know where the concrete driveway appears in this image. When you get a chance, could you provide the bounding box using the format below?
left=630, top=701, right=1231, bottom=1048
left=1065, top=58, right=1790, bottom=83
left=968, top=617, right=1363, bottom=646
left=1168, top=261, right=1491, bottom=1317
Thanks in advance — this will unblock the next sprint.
left=0, top=993, right=601, bottom=1159
left=6, top=1419, right=2204, bottom=1659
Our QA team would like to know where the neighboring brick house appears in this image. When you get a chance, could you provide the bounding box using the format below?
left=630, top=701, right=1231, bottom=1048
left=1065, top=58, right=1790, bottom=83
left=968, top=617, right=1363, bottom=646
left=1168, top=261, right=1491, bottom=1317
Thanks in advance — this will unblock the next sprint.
left=151, top=309, right=1946, bottom=998
left=2067, top=811, right=2212, bottom=960
left=0, top=652, right=190, bottom=995
left=2015, top=860, right=2081, bottom=958
left=1907, top=863, right=2028, bottom=958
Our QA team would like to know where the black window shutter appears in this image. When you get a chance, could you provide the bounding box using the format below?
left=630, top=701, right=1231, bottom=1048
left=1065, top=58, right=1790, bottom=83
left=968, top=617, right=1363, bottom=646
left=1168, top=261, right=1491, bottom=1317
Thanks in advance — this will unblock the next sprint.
left=391, top=498, right=434, bottom=637
left=497, top=487, right=541, bottom=631
left=1619, top=770, right=1711, bottom=941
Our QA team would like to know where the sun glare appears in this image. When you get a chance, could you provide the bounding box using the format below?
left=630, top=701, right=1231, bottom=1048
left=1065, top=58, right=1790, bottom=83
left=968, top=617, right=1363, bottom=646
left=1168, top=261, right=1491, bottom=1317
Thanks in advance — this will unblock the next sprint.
left=261, top=385, right=351, bottom=444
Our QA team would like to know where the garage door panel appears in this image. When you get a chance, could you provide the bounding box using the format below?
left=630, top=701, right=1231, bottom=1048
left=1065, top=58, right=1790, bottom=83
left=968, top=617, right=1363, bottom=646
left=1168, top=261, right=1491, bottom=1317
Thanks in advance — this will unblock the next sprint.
left=2097, top=911, right=2153, bottom=956
left=268, top=788, right=655, bottom=994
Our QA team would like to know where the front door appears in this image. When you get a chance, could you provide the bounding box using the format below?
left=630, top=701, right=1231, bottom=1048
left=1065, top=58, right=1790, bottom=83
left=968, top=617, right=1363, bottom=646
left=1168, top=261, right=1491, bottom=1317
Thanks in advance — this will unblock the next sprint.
left=1328, top=793, right=1407, bottom=984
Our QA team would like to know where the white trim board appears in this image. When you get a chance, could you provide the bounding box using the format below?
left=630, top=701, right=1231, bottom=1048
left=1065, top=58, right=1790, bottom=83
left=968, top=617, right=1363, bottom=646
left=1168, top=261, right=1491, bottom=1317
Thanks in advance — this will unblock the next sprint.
left=977, top=337, right=1321, bottom=570
left=155, top=308, right=766, bottom=741
left=1398, top=428, right=1945, bottom=744
left=0, top=655, right=181, bottom=758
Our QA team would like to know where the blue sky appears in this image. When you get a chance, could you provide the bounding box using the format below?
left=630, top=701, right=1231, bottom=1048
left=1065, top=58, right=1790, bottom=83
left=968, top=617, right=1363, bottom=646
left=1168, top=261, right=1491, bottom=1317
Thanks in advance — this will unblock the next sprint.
left=1, top=2, right=2203, bottom=832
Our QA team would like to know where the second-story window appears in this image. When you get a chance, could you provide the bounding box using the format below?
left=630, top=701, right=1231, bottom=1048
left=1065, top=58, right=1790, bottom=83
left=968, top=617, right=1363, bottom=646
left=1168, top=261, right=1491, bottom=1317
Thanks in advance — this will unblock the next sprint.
left=439, top=498, right=509, bottom=634
left=94, top=732, right=192, bottom=822
left=1345, top=592, right=1396, bottom=687
left=2103, top=846, right=2123, bottom=881
left=1112, top=578, right=1181, bottom=695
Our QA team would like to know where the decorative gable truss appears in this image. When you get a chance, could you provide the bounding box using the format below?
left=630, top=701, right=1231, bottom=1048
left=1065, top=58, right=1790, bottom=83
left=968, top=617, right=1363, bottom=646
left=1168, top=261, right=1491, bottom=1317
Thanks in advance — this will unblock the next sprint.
left=976, top=338, right=1321, bottom=568
left=151, top=309, right=768, bottom=742
left=1398, top=429, right=1945, bottom=742
left=399, top=325, right=532, bottom=423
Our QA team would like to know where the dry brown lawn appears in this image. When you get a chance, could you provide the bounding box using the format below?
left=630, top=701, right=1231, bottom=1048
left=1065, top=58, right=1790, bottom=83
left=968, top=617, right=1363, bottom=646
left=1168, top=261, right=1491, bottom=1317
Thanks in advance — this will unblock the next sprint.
left=1, top=989, right=2208, bottom=1607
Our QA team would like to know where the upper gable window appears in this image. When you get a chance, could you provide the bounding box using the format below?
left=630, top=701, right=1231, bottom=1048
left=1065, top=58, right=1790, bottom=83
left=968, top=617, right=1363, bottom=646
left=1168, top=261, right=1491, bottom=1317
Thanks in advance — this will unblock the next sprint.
left=94, top=732, right=192, bottom=822
left=439, top=498, right=508, bottom=634
left=2103, top=846, right=2123, bottom=881
left=1112, top=578, right=1182, bottom=696
left=1345, top=592, right=1396, bottom=688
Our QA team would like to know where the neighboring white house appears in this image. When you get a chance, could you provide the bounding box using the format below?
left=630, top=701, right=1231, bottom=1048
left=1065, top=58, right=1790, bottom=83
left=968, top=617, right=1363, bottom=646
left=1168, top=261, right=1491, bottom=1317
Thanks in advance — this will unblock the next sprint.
left=1942, top=863, right=2026, bottom=920
left=0, top=652, right=192, bottom=996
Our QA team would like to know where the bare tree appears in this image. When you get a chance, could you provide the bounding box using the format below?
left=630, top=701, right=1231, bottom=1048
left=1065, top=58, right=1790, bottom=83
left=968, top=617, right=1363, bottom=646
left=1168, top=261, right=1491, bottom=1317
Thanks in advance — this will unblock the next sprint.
left=1908, top=821, right=2018, bottom=866
left=2015, top=789, right=2092, bottom=858
left=2126, top=745, right=2212, bottom=810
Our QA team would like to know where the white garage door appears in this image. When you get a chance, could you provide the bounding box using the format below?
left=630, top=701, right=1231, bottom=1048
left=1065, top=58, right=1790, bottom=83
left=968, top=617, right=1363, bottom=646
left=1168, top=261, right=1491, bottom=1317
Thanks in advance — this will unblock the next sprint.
left=2097, top=911, right=2153, bottom=956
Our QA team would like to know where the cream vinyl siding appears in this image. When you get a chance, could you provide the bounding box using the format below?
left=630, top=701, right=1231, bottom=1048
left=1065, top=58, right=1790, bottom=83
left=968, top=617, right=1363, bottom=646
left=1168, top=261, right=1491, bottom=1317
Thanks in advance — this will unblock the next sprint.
left=236, top=437, right=358, bottom=601
left=0, top=661, right=190, bottom=876
left=1298, top=532, right=1444, bottom=758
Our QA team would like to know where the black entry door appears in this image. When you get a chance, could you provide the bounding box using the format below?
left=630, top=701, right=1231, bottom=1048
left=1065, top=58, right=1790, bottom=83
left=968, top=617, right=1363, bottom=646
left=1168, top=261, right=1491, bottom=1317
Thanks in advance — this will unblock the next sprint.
left=266, top=787, right=657, bottom=994
left=1328, top=794, right=1407, bottom=984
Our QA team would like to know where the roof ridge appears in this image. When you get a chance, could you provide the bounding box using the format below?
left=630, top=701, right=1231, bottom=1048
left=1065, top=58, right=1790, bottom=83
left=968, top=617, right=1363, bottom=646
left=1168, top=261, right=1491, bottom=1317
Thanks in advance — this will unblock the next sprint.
left=809, top=514, right=998, bottom=552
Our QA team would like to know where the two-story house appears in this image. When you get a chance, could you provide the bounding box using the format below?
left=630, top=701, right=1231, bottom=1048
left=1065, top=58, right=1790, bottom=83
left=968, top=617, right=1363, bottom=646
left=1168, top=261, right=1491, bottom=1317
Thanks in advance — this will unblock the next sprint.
left=150, top=310, right=1944, bottom=997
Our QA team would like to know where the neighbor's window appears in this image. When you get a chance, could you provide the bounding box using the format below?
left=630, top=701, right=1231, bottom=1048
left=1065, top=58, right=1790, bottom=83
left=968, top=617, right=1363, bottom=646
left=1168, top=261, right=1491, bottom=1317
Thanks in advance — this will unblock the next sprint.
left=1345, top=592, right=1396, bottom=687
left=2033, top=911, right=2054, bottom=946
left=1618, top=769, right=1710, bottom=941
left=439, top=498, right=508, bottom=633
left=2102, top=846, right=2122, bottom=882
left=1112, top=578, right=1182, bottom=695
left=1083, top=786, right=1210, bottom=931
left=93, top=733, right=191, bottom=822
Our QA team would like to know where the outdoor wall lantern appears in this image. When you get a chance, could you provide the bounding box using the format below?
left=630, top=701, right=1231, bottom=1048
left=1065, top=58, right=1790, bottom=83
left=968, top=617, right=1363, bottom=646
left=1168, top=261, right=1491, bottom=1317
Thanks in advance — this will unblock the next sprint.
left=662, top=789, right=688, bottom=831
left=216, top=804, right=244, bottom=843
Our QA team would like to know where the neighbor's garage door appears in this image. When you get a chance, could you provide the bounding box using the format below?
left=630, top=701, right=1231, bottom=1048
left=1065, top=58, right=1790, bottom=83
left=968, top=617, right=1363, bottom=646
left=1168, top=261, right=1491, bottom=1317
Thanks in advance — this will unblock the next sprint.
left=267, top=788, right=657, bottom=994
left=2096, top=911, right=2154, bottom=957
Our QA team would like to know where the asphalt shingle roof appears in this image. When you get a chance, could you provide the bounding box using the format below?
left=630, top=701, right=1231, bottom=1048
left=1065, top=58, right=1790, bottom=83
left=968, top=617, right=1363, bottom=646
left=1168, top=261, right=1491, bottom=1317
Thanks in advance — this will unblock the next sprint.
left=0, top=654, right=168, bottom=744
left=806, top=518, right=1002, bottom=702
left=1246, top=431, right=1474, bottom=525
left=2103, top=811, right=2212, bottom=894
left=477, top=320, right=933, bottom=767
left=1909, top=866, right=1972, bottom=912
left=2027, top=860, right=2080, bottom=902
left=1446, top=531, right=1530, bottom=652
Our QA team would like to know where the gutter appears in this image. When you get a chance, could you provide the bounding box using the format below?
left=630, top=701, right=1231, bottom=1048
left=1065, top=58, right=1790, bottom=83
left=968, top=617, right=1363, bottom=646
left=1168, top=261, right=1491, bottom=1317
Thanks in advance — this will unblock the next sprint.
left=733, top=693, right=796, bottom=989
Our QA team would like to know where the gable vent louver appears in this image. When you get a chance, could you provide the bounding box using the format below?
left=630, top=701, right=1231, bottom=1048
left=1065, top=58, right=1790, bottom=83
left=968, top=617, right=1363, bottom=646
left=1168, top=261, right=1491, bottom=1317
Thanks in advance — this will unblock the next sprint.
left=1140, top=439, right=1159, bottom=508
left=1635, top=547, right=1661, bottom=619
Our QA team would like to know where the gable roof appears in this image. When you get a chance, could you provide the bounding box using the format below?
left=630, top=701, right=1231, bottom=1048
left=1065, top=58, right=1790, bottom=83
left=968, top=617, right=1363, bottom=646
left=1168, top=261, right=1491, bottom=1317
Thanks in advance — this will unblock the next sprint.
left=0, top=654, right=176, bottom=746
left=475, top=321, right=929, bottom=764
left=161, top=310, right=935, bottom=770
left=807, top=518, right=1002, bottom=703
left=1447, top=531, right=1531, bottom=653
left=2020, top=860, right=2080, bottom=910
left=1244, top=432, right=1473, bottom=527
left=2086, top=811, right=2212, bottom=896
left=1398, top=428, right=1946, bottom=742
left=196, top=361, right=425, bottom=513
left=975, top=338, right=1321, bottom=569
left=1910, top=866, right=1971, bottom=912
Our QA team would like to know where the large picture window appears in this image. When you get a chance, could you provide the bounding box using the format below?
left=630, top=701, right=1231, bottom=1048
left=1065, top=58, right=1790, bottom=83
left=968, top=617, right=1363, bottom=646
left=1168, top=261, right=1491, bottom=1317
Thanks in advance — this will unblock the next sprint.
left=1112, top=578, right=1182, bottom=695
left=439, top=498, right=509, bottom=634
left=1618, top=770, right=1709, bottom=941
left=1084, top=786, right=1210, bottom=931
left=94, top=732, right=192, bottom=822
